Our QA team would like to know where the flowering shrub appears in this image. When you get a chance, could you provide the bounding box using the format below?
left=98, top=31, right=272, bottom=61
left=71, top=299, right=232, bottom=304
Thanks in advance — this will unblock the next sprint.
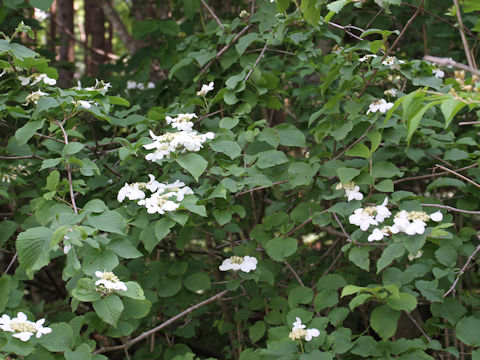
left=2, top=1, right=480, bottom=359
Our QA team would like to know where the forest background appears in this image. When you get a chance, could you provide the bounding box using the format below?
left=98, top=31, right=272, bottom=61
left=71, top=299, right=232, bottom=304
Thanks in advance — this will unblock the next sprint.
left=2, top=0, right=480, bottom=359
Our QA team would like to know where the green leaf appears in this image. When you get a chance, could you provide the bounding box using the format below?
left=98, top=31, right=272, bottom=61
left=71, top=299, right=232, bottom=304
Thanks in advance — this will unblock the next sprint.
left=341, top=285, right=365, bottom=297
left=159, top=20, right=181, bottom=36
left=456, top=316, right=480, bottom=346
left=373, top=179, right=394, bottom=192
left=184, top=272, right=211, bottom=292
left=406, top=101, right=442, bottom=146
left=288, top=286, right=314, bottom=308
left=372, top=161, right=403, bottom=178
left=109, top=238, right=142, bottom=259
left=348, top=246, right=369, bottom=271
left=62, top=142, right=84, bottom=157
left=337, top=167, right=361, bottom=183
left=345, top=143, right=370, bottom=158
left=219, top=117, right=239, bottom=129
left=415, top=280, right=443, bottom=302
left=249, top=321, right=266, bottom=343
left=434, top=245, right=457, bottom=268
left=289, top=162, right=319, bottom=187
left=301, top=0, right=321, bottom=25
left=16, top=227, right=53, bottom=278
left=86, top=211, right=127, bottom=235
left=210, top=140, right=242, bottom=159
left=349, top=293, right=372, bottom=311
left=38, top=323, right=74, bottom=352
left=327, top=0, right=348, bottom=13
left=64, top=343, right=92, bottom=360
left=256, top=150, right=288, bottom=169
left=30, top=0, right=53, bottom=11
left=431, top=298, right=466, bottom=325
left=15, top=120, right=44, bottom=145
left=132, top=20, right=158, bottom=39
left=265, top=237, right=298, bottom=261
left=40, top=158, right=61, bottom=171
left=0, top=276, right=10, bottom=312
left=92, top=295, right=124, bottom=326
left=275, top=124, right=306, bottom=147
left=235, top=33, right=258, bottom=56
left=45, top=170, right=59, bottom=192
left=0, top=220, right=17, bottom=248
left=441, top=99, right=466, bottom=128
left=377, top=243, right=405, bottom=273
left=119, top=281, right=145, bottom=299
left=157, top=279, right=182, bottom=297
left=213, top=209, right=232, bottom=226
left=72, top=278, right=101, bottom=302
left=143, top=218, right=176, bottom=252
left=386, top=292, right=417, bottom=312
left=176, top=153, right=208, bottom=181
left=370, top=304, right=400, bottom=339
left=169, top=58, right=193, bottom=80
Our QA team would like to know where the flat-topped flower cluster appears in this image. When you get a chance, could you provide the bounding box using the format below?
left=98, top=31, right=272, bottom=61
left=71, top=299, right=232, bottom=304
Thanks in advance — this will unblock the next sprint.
left=0, top=312, right=51, bottom=342
left=95, top=271, right=127, bottom=293
left=118, top=174, right=193, bottom=214
left=143, top=113, right=214, bottom=162
left=288, top=317, right=319, bottom=342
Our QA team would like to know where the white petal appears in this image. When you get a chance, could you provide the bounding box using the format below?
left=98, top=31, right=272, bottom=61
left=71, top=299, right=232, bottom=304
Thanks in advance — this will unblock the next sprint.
left=430, top=211, right=443, bottom=222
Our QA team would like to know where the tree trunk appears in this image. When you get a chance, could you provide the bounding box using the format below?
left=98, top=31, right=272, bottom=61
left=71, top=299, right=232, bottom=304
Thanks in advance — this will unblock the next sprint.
left=85, top=0, right=107, bottom=76
left=100, top=1, right=140, bottom=54
left=48, top=0, right=56, bottom=55
left=56, top=0, right=74, bottom=87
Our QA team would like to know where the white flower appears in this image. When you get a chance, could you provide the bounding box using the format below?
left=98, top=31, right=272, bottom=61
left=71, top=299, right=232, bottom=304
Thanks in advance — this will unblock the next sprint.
left=382, top=56, right=405, bottom=70
left=25, top=90, right=48, bottom=105
left=197, top=82, right=214, bottom=97
left=289, top=318, right=320, bottom=342
left=375, top=197, right=391, bottom=222
left=349, top=207, right=378, bottom=231
left=302, top=233, right=321, bottom=244
left=34, top=8, right=48, bottom=21
left=166, top=113, right=197, bottom=132
left=117, top=183, right=146, bottom=203
left=18, top=76, right=31, bottom=85
left=367, top=99, right=394, bottom=114
left=0, top=312, right=51, bottom=342
left=367, top=226, right=391, bottom=242
left=127, top=80, right=137, bottom=89
left=147, top=82, right=155, bottom=89
left=73, top=100, right=93, bottom=109
left=95, top=271, right=127, bottom=292
left=137, top=83, right=145, bottom=90
left=345, top=185, right=363, bottom=202
left=430, top=211, right=443, bottom=222
left=384, top=88, right=397, bottom=97
left=219, top=255, right=257, bottom=273
left=359, top=54, right=377, bottom=62
left=137, top=191, right=180, bottom=214
left=432, top=69, right=445, bottom=79
left=408, top=250, right=423, bottom=261
left=63, top=244, right=72, bottom=254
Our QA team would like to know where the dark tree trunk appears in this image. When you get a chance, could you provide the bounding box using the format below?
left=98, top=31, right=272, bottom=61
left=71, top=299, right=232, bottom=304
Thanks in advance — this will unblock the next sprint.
left=56, top=0, right=74, bottom=87
left=85, top=0, right=107, bottom=76
left=48, top=0, right=56, bottom=55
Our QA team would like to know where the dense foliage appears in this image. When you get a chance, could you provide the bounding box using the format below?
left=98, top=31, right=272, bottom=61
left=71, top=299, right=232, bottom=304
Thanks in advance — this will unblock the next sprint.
left=2, top=0, right=480, bottom=359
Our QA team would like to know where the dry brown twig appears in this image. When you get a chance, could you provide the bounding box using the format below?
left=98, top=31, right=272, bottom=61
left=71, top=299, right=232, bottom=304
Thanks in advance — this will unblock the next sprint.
left=424, top=55, right=480, bottom=77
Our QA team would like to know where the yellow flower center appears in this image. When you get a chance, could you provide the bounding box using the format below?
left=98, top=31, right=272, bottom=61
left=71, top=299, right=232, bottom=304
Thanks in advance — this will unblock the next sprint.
left=289, top=328, right=307, bottom=341
left=11, top=321, right=36, bottom=333
left=101, top=272, right=119, bottom=282
left=230, top=256, right=244, bottom=265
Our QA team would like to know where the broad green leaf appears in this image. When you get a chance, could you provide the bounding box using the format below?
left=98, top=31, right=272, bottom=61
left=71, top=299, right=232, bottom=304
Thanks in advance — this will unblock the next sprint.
left=249, top=321, right=266, bottom=343
left=373, top=179, right=394, bottom=192
left=345, top=143, right=370, bottom=158
left=265, top=237, right=298, bottom=261
left=16, top=227, right=53, bottom=278
left=92, top=295, right=124, bottom=326
left=336, top=167, right=361, bottom=183
left=64, top=343, right=92, bottom=360
left=386, top=292, right=417, bottom=312
left=370, top=304, right=400, bottom=339
left=235, top=33, right=258, bottom=56
left=143, top=218, right=176, bottom=252
left=256, top=150, right=288, bottom=169
left=15, top=120, right=44, bottom=145
left=456, top=316, right=480, bottom=346
left=349, top=293, right=372, bottom=311
left=301, top=0, right=321, bottom=25
left=210, top=140, right=242, bottom=159
left=415, top=280, right=443, bottom=302
left=377, top=242, right=405, bottom=273
left=118, top=281, right=145, bottom=299
left=431, top=298, right=466, bottom=325
left=86, top=211, right=126, bottom=235
left=441, top=99, right=466, bottom=128
left=72, top=278, right=101, bottom=302
left=30, top=0, right=53, bottom=11
left=176, top=153, right=208, bottom=181
left=38, top=323, right=74, bottom=352
left=327, top=0, right=348, bottom=13
left=341, top=285, right=364, bottom=297
left=109, top=238, right=142, bottom=259
left=275, top=124, right=306, bottom=147
left=348, top=246, right=369, bottom=271
left=406, top=101, right=442, bottom=146
left=288, top=286, right=314, bottom=308
left=288, top=162, right=319, bottom=187
left=0, top=276, right=10, bottom=312
left=62, top=142, right=84, bottom=157
left=184, top=272, right=211, bottom=292
left=372, top=161, right=403, bottom=178
left=157, top=279, right=182, bottom=297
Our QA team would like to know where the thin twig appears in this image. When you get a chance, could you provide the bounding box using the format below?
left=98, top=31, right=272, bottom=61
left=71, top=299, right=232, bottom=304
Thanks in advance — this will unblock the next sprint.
left=94, top=289, right=229, bottom=354
left=245, top=42, right=268, bottom=82
left=459, top=121, right=480, bottom=126
left=332, top=212, right=356, bottom=245
left=393, top=163, right=478, bottom=184
left=404, top=311, right=432, bottom=341
left=421, top=203, right=480, bottom=215
left=357, top=0, right=425, bottom=98
left=426, top=153, right=452, bottom=168
left=322, top=248, right=343, bottom=277
left=56, top=122, right=78, bottom=214
left=235, top=180, right=289, bottom=197
left=197, top=109, right=223, bottom=122
left=435, top=164, right=480, bottom=189
left=199, top=25, right=252, bottom=75
left=424, top=55, right=480, bottom=76
left=0, top=155, right=44, bottom=160
left=199, top=0, right=224, bottom=29
left=444, top=243, right=480, bottom=297
left=333, top=124, right=374, bottom=160
left=284, top=261, right=304, bottom=286
left=4, top=253, right=17, bottom=274
left=452, top=0, right=476, bottom=70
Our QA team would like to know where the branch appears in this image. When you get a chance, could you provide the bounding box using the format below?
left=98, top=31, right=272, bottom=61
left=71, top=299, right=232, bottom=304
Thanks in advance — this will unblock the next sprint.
left=444, top=243, right=480, bottom=297
left=56, top=122, right=78, bottom=214
left=235, top=180, right=288, bottom=197
left=452, top=0, right=476, bottom=70
left=4, top=253, right=17, bottom=274
left=245, top=42, right=267, bottom=82
left=393, top=163, right=478, bottom=184
left=284, top=260, right=304, bottom=286
left=404, top=311, right=432, bottom=341
left=423, top=55, right=480, bottom=77
left=93, top=289, right=229, bottom=354
left=199, top=0, right=224, bottom=30
left=199, top=25, right=252, bottom=76
left=333, top=124, right=374, bottom=160
left=435, top=164, right=480, bottom=189
left=421, top=203, right=480, bottom=215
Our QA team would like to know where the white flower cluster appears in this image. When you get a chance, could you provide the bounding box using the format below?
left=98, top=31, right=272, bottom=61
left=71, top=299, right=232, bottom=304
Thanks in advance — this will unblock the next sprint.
left=432, top=68, right=445, bottom=79
left=288, top=317, right=320, bottom=342
left=197, top=82, right=214, bottom=97
left=34, top=8, right=48, bottom=21
left=219, top=255, right=258, bottom=273
left=336, top=182, right=363, bottom=202
left=127, top=80, right=155, bottom=90
left=382, top=56, right=405, bottom=70
left=384, top=88, right=397, bottom=98
left=348, top=196, right=444, bottom=242
left=95, top=271, right=127, bottom=292
left=367, top=99, right=394, bottom=114
left=76, top=79, right=111, bottom=92
left=0, top=312, right=51, bottom=342
left=118, top=174, right=193, bottom=215
left=143, top=129, right=214, bottom=161
left=73, top=100, right=95, bottom=109
left=166, top=113, right=197, bottom=132
left=358, top=54, right=377, bottom=62
left=25, top=90, right=48, bottom=105
left=19, top=73, right=56, bottom=86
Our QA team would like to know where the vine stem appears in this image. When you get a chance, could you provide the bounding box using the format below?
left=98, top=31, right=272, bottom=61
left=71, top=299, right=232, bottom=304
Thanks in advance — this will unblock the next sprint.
left=94, top=289, right=229, bottom=354
left=443, top=244, right=480, bottom=297
left=56, top=121, right=78, bottom=214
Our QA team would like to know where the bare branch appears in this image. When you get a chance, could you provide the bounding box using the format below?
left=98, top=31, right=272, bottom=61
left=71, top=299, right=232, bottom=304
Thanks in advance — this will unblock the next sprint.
left=284, top=260, right=304, bottom=286
left=199, top=0, right=224, bottom=30
left=444, top=243, right=480, bottom=297
left=435, top=164, right=480, bottom=189
left=56, top=121, right=78, bottom=214
left=245, top=42, right=267, bottom=82
left=421, top=203, right=480, bottom=215
left=452, top=0, right=476, bottom=70
left=424, top=55, right=480, bottom=76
